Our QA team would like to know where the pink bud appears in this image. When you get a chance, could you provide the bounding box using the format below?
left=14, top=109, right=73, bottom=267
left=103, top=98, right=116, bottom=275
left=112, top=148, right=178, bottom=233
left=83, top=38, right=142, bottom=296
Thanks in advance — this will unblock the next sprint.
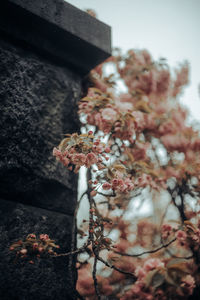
left=28, top=234, right=36, bottom=239
left=20, top=249, right=27, bottom=255
left=39, top=234, right=49, bottom=241
left=105, top=147, right=111, bottom=153
left=102, top=183, right=112, bottom=190
left=33, top=243, right=39, bottom=250
left=90, top=190, right=97, bottom=197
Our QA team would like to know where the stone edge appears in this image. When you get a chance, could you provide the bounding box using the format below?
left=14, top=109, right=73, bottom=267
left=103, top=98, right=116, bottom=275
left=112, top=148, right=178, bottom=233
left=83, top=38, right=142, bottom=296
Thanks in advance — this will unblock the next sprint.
left=0, top=0, right=112, bottom=75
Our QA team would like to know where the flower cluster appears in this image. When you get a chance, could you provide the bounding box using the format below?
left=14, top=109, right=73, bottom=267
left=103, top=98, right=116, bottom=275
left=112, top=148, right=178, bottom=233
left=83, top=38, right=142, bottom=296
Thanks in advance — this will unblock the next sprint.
left=9, top=234, right=59, bottom=262
left=53, top=132, right=110, bottom=173
left=121, top=258, right=195, bottom=300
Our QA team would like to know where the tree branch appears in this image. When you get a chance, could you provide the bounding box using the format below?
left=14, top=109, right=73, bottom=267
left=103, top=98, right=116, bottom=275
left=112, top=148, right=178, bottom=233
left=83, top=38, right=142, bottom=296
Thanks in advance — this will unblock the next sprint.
left=113, top=238, right=176, bottom=257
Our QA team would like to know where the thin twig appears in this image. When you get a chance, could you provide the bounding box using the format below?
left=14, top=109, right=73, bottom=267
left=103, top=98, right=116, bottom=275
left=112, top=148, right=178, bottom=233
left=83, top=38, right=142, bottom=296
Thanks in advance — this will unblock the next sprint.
left=53, top=241, right=91, bottom=257
left=97, top=191, right=116, bottom=197
left=166, top=249, right=193, bottom=260
left=94, top=249, right=137, bottom=280
left=113, top=238, right=176, bottom=257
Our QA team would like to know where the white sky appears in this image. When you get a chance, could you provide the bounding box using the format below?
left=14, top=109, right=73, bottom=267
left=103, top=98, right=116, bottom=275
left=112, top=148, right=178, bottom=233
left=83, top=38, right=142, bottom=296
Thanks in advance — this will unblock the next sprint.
left=66, top=0, right=200, bottom=121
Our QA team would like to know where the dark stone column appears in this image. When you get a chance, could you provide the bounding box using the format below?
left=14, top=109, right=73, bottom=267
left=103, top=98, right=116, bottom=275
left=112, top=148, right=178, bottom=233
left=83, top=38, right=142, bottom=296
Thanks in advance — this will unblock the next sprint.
left=0, top=1, right=111, bottom=299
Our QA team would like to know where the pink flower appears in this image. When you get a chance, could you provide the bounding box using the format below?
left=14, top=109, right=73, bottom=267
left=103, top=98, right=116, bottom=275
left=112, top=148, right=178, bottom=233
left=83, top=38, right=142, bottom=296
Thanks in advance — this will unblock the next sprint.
left=90, top=190, right=97, bottom=197
left=27, top=234, right=36, bottom=239
left=94, top=111, right=113, bottom=134
left=33, top=243, right=39, bottom=250
left=87, top=88, right=97, bottom=98
left=105, top=147, right=111, bottom=153
left=176, top=230, right=187, bottom=239
left=171, top=108, right=187, bottom=129
left=85, top=152, right=98, bottom=168
left=159, top=120, right=177, bottom=135
left=102, top=108, right=117, bottom=121
left=162, top=224, right=173, bottom=239
left=176, top=230, right=187, bottom=246
left=111, top=178, right=124, bottom=190
left=181, top=275, right=195, bottom=296
left=146, top=295, right=153, bottom=300
left=161, top=134, right=189, bottom=153
left=124, top=177, right=134, bottom=191
left=131, top=142, right=149, bottom=161
left=86, top=113, right=95, bottom=124
left=132, top=111, right=146, bottom=131
left=146, top=114, right=157, bottom=131
left=71, top=153, right=86, bottom=166
left=116, top=100, right=133, bottom=112
left=136, top=174, right=152, bottom=188
left=38, top=247, right=44, bottom=253
left=93, top=142, right=104, bottom=153
left=191, top=138, right=200, bottom=151
left=135, top=266, right=146, bottom=279
left=154, top=102, right=170, bottom=114
left=101, top=281, right=113, bottom=296
left=115, top=239, right=130, bottom=252
left=62, top=157, right=69, bottom=167
left=131, top=283, right=142, bottom=294
left=76, top=269, right=95, bottom=296
left=165, top=166, right=181, bottom=180
left=39, top=234, right=49, bottom=241
left=113, top=118, right=135, bottom=142
left=102, top=182, right=112, bottom=190
left=53, top=147, right=62, bottom=158
left=20, top=249, right=27, bottom=255
left=156, top=68, right=170, bottom=96
left=143, top=258, right=164, bottom=272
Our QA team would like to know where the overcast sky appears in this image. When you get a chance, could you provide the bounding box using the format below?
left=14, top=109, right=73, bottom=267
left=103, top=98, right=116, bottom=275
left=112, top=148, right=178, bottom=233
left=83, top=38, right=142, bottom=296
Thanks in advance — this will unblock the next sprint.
left=66, top=0, right=200, bottom=121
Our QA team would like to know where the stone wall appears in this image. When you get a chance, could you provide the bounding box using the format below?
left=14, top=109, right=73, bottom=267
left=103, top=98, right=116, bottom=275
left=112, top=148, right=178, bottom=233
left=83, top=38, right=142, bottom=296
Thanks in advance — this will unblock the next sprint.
left=0, top=1, right=111, bottom=299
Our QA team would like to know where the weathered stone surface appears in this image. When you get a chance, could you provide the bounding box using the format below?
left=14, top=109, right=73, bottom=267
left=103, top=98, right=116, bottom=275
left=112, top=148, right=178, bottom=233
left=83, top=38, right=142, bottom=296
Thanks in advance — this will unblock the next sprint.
left=0, top=38, right=79, bottom=214
left=0, top=198, right=77, bottom=300
left=0, top=0, right=112, bottom=75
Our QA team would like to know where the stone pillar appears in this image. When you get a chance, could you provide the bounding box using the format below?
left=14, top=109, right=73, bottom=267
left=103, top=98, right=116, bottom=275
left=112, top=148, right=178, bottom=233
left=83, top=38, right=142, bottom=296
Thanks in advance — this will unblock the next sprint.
left=0, top=1, right=111, bottom=299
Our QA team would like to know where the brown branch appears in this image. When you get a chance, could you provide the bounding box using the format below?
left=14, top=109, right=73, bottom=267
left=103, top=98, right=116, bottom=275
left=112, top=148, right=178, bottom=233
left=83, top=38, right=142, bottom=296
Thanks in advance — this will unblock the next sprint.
left=113, top=238, right=176, bottom=257
left=97, top=191, right=116, bottom=197
left=94, top=249, right=137, bottom=281
left=53, top=241, right=91, bottom=258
